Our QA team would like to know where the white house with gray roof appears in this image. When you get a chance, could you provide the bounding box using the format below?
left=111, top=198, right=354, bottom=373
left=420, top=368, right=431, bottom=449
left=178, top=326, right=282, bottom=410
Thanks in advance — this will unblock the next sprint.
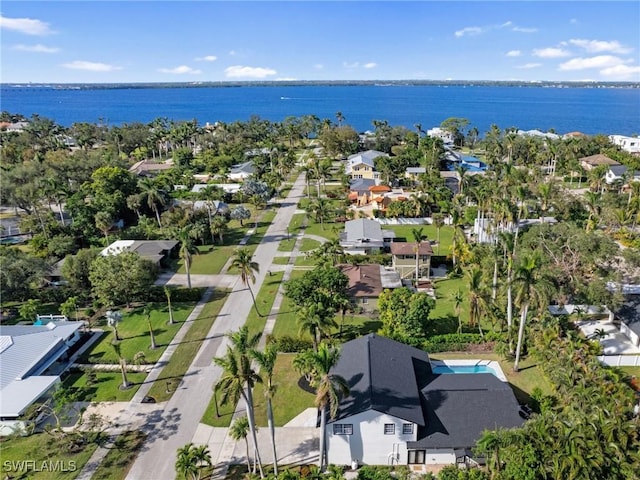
left=326, top=335, right=523, bottom=468
left=339, top=219, right=395, bottom=255
left=0, top=322, right=83, bottom=433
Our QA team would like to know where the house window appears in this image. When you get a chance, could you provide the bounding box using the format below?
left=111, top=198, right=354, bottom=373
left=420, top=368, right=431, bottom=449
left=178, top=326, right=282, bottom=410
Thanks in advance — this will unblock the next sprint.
left=384, top=424, right=395, bottom=435
left=408, top=450, right=425, bottom=464
left=402, top=423, right=414, bottom=435
left=333, top=424, right=353, bottom=435
left=362, top=298, right=368, bottom=304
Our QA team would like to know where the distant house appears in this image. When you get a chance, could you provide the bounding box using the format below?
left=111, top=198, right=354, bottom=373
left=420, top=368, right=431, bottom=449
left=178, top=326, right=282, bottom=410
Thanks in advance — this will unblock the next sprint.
left=338, top=264, right=402, bottom=311
left=191, top=183, right=242, bottom=195
left=390, top=242, right=433, bottom=280
left=129, top=160, right=173, bottom=177
left=604, top=165, right=640, bottom=185
left=100, top=240, right=178, bottom=266
left=325, top=334, right=524, bottom=468
left=405, top=167, right=426, bottom=181
left=580, top=154, right=620, bottom=171
left=228, top=161, right=256, bottom=181
left=349, top=178, right=377, bottom=206
left=44, top=258, right=67, bottom=286
left=340, top=219, right=396, bottom=255
left=0, top=321, right=84, bottom=434
left=609, top=135, right=640, bottom=155
left=346, top=150, right=386, bottom=180
left=190, top=200, right=230, bottom=215
left=426, top=127, right=454, bottom=146
left=616, top=295, right=640, bottom=347
left=516, top=129, right=559, bottom=140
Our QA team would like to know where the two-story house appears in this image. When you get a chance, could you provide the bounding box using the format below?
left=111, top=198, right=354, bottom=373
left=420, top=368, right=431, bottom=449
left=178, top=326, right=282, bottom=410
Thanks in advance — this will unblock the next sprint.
left=390, top=241, right=433, bottom=280
left=339, top=219, right=396, bottom=255
left=346, top=150, right=387, bottom=180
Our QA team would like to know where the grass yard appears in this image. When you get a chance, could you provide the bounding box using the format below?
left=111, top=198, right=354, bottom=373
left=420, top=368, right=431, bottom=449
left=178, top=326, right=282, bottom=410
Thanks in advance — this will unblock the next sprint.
left=385, top=224, right=454, bottom=256
left=271, top=256, right=290, bottom=265
left=177, top=245, right=236, bottom=275
left=430, top=352, right=553, bottom=405
left=277, top=237, right=296, bottom=252
left=80, top=302, right=197, bottom=365
left=63, top=371, right=148, bottom=402
left=0, top=432, right=99, bottom=480
left=92, top=431, right=146, bottom=480
left=302, top=220, right=340, bottom=241
left=146, top=289, right=229, bottom=402
left=299, top=238, right=321, bottom=252
left=430, top=276, right=470, bottom=322
left=244, top=272, right=284, bottom=337
left=271, top=271, right=305, bottom=339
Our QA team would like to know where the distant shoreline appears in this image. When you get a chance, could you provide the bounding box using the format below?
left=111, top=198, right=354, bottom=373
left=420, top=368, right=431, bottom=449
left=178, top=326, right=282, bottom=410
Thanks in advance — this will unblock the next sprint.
left=2, top=80, right=639, bottom=90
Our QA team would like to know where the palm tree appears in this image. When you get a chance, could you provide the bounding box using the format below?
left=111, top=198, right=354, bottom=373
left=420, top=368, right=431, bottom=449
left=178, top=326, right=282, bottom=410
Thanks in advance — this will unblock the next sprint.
left=466, top=266, right=488, bottom=338
left=513, top=252, right=553, bottom=372
left=165, top=286, right=174, bottom=325
left=311, top=238, right=345, bottom=266
left=308, top=197, right=333, bottom=230
left=251, top=343, right=279, bottom=476
left=143, top=305, right=157, bottom=350
left=231, top=247, right=263, bottom=317
left=176, top=227, right=199, bottom=289
left=454, top=289, right=464, bottom=334
left=139, top=177, right=166, bottom=227
left=411, top=227, right=424, bottom=285
left=214, top=327, right=264, bottom=478
left=432, top=213, right=445, bottom=255
left=293, top=344, right=349, bottom=471
left=229, top=416, right=252, bottom=473
left=175, top=443, right=212, bottom=480
left=210, top=215, right=229, bottom=244
left=297, top=302, right=336, bottom=352
left=335, top=111, right=344, bottom=127
left=95, top=210, right=113, bottom=246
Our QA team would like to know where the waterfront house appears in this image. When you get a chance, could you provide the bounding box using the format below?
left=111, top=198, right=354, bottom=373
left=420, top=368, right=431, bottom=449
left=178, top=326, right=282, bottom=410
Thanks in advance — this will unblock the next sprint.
left=580, top=154, right=620, bottom=171
left=609, top=135, right=640, bottom=155
left=390, top=242, right=433, bottom=280
left=346, top=150, right=386, bottom=180
left=325, top=334, right=523, bottom=468
left=339, top=219, right=396, bottom=255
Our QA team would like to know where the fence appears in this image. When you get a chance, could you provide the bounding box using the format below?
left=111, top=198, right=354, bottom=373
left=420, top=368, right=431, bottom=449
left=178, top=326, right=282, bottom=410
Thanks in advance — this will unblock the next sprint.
left=598, top=355, right=640, bottom=367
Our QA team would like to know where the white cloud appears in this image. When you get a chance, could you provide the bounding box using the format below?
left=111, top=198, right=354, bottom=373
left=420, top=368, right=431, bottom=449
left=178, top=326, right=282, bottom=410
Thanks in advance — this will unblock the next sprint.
left=195, top=55, right=217, bottom=62
left=600, top=64, right=640, bottom=79
left=343, top=61, right=360, bottom=68
left=363, top=62, right=377, bottom=69
left=12, top=44, right=59, bottom=53
left=559, top=55, right=628, bottom=71
left=533, top=47, right=571, bottom=58
left=314, top=64, right=324, bottom=70
left=0, top=14, right=54, bottom=35
left=516, top=63, right=542, bottom=69
left=229, top=50, right=236, bottom=56
left=62, top=61, right=122, bottom=72
left=224, top=65, right=277, bottom=79
left=506, top=50, right=522, bottom=57
left=512, top=26, right=538, bottom=33
left=570, top=18, right=579, bottom=25
left=569, top=39, right=632, bottom=54
left=158, top=65, right=202, bottom=74
left=455, top=26, right=483, bottom=37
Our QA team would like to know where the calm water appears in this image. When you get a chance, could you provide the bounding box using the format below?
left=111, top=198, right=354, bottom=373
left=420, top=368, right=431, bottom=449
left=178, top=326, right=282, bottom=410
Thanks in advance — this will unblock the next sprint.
left=2, top=84, right=639, bottom=135
left=432, top=365, right=497, bottom=376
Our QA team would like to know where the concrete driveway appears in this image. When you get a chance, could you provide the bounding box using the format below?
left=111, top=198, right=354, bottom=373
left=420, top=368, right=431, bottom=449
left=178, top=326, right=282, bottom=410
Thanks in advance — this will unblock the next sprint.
left=155, top=272, right=239, bottom=289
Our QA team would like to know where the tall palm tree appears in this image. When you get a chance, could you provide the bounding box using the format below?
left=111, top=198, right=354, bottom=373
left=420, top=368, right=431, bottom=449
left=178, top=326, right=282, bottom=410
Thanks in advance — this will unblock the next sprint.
left=176, top=227, right=199, bottom=289
left=231, top=247, right=263, bottom=317
left=513, top=251, right=553, bottom=372
left=297, top=302, right=336, bottom=352
left=466, top=266, right=489, bottom=338
left=311, top=238, right=345, bottom=266
left=229, top=416, right=252, bottom=473
left=411, top=227, right=424, bottom=285
left=210, top=215, right=229, bottom=244
left=454, top=289, right=464, bottom=334
left=213, top=327, right=264, bottom=478
left=308, top=197, right=333, bottom=230
left=432, top=213, right=445, bottom=255
left=251, top=343, right=279, bottom=476
left=165, top=286, right=174, bottom=325
left=143, top=305, right=157, bottom=350
left=293, top=344, right=349, bottom=471
left=139, top=177, right=166, bottom=227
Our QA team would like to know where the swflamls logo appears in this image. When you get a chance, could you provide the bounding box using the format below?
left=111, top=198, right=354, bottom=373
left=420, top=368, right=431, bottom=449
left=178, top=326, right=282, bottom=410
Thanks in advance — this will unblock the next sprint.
left=3, top=460, right=77, bottom=472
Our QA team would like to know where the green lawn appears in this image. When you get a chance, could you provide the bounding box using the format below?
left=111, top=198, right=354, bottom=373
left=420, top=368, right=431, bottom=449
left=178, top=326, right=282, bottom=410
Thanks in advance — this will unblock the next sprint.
left=430, top=276, right=470, bottom=322
left=202, top=353, right=316, bottom=428
left=0, top=432, right=99, bottom=480
left=177, top=245, right=236, bottom=275
left=63, top=371, right=148, bottom=402
left=92, top=431, right=146, bottom=480
left=146, top=289, right=229, bottom=402
left=271, top=256, right=290, bottom=265
left=299, top=238, right=321, bottom=252
left=293, top=253, right=316, bottom=267
left=385, top=224, right=454, bottom=256
left=301, top=220, right=340, bottom=241
left=277, top=237, right=296, bottom=252
left=80, top=302, right=197, bottom=365
left=271, top=271, right=305, bottom=338
left=244, top=272, right=284, bottom=338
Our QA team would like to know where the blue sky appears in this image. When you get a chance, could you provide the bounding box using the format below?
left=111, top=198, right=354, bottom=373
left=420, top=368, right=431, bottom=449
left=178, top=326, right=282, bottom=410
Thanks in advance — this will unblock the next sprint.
left=1, top=1, right=639, bottom=83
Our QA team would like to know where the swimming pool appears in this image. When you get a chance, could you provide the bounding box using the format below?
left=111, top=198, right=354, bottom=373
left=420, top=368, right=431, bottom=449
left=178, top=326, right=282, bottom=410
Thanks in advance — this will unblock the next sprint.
left=432, top=365, right=497, bottom=375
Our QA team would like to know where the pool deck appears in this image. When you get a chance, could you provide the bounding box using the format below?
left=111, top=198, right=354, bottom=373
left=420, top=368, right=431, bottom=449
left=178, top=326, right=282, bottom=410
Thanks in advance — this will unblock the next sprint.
left=430, top=359, right=508, bottom=382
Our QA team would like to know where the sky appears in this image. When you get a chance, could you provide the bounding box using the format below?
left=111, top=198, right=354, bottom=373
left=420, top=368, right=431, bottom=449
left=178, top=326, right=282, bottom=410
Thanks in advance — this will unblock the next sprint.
left=1, top=1, right=639, bottom=83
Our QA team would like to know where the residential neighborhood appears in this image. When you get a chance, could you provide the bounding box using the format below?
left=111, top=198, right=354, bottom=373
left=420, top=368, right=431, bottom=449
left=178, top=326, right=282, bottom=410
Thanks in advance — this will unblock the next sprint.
left=1, top=110, right=640, bottom=480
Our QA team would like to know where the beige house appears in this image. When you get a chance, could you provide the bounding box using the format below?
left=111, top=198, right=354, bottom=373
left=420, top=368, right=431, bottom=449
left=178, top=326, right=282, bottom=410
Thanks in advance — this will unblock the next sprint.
left=580, top=154, right=620, bottom=171
left=391, top=242, right=433, bottom=280
left=346, top=150, right=386, bottom=180
left=338, top=264, right=402, bottom=312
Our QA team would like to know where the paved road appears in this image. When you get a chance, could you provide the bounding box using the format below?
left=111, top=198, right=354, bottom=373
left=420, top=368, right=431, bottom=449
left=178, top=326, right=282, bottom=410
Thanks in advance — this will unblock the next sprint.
left=126, top=172, right=307, bottom=480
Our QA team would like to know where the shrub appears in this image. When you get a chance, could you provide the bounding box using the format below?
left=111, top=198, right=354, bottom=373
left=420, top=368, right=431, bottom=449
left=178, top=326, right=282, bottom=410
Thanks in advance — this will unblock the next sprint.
left=268, top=335, right=314, bottom=353
left=145, top=286, right=206, bottom=302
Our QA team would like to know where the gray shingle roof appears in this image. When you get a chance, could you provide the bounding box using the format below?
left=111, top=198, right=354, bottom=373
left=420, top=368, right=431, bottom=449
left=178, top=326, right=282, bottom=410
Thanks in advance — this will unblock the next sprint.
left=409, top=373, right=524, bottom=449
left=329, top=334, right=429, bottom=425
left=344, top=219, right=384, bottom=242
left=616, top=294, right=640, bottom=337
